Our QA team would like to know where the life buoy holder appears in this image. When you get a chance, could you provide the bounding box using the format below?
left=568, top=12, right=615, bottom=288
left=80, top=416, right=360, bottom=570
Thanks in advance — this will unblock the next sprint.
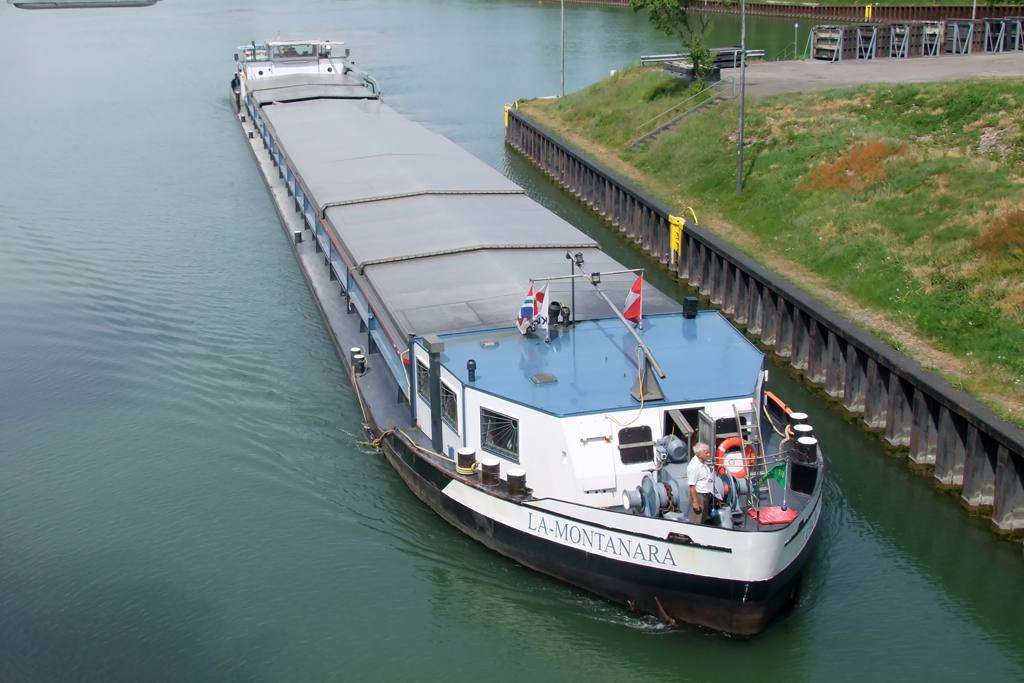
left=715, top=436, right=757, bottom=478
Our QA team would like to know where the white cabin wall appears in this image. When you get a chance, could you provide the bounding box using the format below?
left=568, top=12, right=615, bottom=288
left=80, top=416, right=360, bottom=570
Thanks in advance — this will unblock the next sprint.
left=412, top=343, right=464, bottom=455
left=446, top=379, right=761, bottom=508
left=462, top=389, right=576, bottom=498
left=439, top=364, right=463, bottom=454
left=412, top=344, right=431, bottom=440
left=272, top=60, right=319, bottom=76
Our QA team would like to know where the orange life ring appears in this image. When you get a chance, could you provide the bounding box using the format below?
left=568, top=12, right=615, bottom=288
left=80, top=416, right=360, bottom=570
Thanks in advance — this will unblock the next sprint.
left=715, top=436, right=757, bottom=478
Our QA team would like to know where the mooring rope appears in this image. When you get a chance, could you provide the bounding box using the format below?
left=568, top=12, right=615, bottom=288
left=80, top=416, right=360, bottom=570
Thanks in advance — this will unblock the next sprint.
left=359, top=428, right=395, bottom=449
left=362, top=428, right=478, bottom=476
left=396, top=429, right=457, bottom=464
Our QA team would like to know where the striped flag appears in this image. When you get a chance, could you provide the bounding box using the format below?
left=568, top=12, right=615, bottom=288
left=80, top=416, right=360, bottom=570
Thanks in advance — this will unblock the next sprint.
left=516, top=283, right=550, bottom=341
left=623, top=274, right=643, bottom=326
left=517, top=286, right=536, bottom=335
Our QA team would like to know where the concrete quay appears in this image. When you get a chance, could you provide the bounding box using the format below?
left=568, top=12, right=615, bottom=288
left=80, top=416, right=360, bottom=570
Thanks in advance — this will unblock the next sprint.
left=725, top=52, right=1024, bottom=97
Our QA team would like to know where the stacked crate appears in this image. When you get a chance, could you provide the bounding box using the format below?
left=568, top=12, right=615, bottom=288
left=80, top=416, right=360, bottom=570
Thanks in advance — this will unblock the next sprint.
left=983, top=17, right=1024, bottom=52
left=1006, top=18, right=1024, bottom=51
left=811, top=25, right=847, bottom=61
left=922, top=21, right=944, bottom=55
left=985, top=17, right=1007, bottom=51
left=945, top=19, right=984, bottom=54
left=888, top=23, right=913, bottom=58
left=812, top=24, right=883, bottom=61
left=855, top=24, right=881, bottom=59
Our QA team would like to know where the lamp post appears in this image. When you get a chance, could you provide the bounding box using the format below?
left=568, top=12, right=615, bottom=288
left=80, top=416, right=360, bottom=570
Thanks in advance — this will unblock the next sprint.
left=736, top=0, right=747, bottom=194
left=561, top=0, right=565, bottom=97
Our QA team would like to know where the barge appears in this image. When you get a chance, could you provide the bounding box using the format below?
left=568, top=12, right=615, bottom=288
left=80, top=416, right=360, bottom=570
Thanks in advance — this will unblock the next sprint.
left=231, top=40, right=824, bottom=636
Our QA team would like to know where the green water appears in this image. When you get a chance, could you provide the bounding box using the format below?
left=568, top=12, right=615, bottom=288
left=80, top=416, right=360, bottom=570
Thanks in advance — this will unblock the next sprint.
left=0, top=1, right=1022, bottom=681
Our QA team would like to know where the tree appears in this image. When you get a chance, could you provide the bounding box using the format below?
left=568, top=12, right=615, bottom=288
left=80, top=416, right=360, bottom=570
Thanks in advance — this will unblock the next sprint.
left=629, top=0, right=725, bottom=84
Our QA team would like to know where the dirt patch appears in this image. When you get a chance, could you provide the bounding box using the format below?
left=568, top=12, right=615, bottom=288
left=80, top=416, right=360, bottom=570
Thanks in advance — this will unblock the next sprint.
left=796, top=140, right=902, bottom=192
left=977, top=209, right=1024, bottom=258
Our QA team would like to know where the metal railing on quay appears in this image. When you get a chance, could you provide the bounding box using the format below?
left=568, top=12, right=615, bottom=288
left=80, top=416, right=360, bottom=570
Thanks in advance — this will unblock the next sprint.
left=632, top=76, right=736, bottom=148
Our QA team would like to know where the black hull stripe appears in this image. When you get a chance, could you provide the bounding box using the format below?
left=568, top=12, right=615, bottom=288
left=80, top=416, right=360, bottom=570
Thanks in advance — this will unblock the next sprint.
left=383, top=435, right=816, bottom=636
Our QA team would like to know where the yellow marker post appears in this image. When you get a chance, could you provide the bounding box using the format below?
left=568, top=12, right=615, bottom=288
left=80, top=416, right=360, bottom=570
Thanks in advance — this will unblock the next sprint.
left=865, top=4, right=872, bottom=18
left=668, top=215, right=685, bottom=252
left=504, top=105, right=510, bottom=128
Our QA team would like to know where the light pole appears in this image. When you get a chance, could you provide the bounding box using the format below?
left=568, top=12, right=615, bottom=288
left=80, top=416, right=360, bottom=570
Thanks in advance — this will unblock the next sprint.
left=736, top=0, right=746, bottom=194
left=561, top=0, right=565, bottom=97
left=795, top=22, right=799, bottom=57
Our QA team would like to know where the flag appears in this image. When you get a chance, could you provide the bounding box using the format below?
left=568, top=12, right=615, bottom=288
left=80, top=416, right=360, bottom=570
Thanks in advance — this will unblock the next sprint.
left=517, top=282, right=551, bottom=340
left=623, top=274, right=643, bottom=325
left=535, top=282, right=550, bottom=343
left=757, top=463, right=787, bottom=488
left=517, top=286, right=536, bottom=335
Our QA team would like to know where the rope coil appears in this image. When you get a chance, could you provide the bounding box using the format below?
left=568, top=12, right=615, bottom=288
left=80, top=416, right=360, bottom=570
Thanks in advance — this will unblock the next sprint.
left=455, top=461, right=478, bottom=476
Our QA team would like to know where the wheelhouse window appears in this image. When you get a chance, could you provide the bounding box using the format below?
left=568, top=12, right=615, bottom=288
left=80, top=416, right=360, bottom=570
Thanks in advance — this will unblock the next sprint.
left=480, top=408, right=519, bottom=463
left=416, top=360, right=429, bottom=402
left=272, top=43, right=317, bottom=59
left=441, top=384, right=458, bottom=433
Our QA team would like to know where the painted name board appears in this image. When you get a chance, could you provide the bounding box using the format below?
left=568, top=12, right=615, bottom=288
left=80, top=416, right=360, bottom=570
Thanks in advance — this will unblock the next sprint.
left=527, top=512, right=677, bottom=567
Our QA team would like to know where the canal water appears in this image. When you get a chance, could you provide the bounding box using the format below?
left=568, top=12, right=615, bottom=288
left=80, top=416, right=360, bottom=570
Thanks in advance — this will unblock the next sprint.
left=0, top=1, right=1022, bottom=681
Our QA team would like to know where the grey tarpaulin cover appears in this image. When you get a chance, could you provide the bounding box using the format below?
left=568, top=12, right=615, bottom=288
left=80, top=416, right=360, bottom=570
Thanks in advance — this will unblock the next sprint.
left=259, top=95, right=680, bottom=339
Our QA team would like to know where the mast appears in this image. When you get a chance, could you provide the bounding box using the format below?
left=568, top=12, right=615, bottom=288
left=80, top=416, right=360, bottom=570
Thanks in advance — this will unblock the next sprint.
left=571, top=262, right=666, bottom=380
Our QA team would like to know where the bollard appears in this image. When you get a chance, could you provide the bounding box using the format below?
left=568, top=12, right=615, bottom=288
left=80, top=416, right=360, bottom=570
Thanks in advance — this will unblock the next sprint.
left=480, top=458, right=500, bottom=487
left=507, top=469, right=528, bottom=496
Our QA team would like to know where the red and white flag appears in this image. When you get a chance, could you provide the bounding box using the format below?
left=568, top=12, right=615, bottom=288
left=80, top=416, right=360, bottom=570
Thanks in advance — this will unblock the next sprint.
left=516, top=282, right=550, bottom=341
left=623, top=274, right=643, bottom=325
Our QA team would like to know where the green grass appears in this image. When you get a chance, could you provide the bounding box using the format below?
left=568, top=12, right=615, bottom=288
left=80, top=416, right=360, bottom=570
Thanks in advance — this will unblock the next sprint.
left=544, top=65, right=704, bottom=148
left=527, top=70, right=1024, bottom=415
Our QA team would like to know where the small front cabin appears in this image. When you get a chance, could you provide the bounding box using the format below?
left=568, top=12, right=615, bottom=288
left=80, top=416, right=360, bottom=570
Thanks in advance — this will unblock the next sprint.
left=238, top=40, right=348, bottom=79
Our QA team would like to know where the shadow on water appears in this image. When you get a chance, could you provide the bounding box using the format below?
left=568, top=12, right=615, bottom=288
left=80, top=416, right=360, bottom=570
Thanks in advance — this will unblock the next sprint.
left=0, top=540, right=270, bottom=683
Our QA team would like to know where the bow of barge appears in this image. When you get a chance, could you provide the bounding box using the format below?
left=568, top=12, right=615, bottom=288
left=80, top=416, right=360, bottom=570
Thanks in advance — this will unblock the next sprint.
left=231, top=40, right=824, bottom=637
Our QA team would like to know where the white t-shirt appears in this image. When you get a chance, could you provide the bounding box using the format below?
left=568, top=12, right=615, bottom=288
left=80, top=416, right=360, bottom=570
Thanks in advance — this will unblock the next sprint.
left=687, top=455, right=712, bottom=494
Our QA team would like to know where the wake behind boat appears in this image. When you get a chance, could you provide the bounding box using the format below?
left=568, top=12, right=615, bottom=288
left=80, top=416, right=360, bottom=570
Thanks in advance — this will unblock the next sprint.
left=231, top=39, right=823, bottom=636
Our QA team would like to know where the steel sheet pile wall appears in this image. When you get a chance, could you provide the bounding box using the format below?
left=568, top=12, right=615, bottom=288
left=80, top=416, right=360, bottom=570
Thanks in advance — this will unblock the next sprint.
left=506, top=108, right=1024, bottom=544
left=563, top=0, right=1024, bottom=22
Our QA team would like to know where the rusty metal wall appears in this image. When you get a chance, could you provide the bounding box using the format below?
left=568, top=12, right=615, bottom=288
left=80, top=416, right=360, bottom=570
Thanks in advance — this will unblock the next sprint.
left=506, top=108, right=1024, bottom=545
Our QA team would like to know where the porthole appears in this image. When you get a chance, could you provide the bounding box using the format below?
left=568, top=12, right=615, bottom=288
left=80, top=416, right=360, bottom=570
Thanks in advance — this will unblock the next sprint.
left=327, top=67, right=333, bottom=73
left=258, top=69, right=263, bottom=75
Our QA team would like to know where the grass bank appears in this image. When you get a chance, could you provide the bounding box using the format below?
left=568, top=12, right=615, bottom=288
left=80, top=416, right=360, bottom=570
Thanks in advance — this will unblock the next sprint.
left=522, top=67, right=1024, bottom=425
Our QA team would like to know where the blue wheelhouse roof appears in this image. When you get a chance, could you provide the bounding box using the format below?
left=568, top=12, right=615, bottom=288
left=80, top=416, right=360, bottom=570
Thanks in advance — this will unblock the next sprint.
left=438, top=310, right=765, bottom=417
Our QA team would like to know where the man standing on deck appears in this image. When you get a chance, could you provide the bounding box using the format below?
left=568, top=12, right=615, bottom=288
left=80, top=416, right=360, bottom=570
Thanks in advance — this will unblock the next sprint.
left=688, top=443, right=713, bottom=524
